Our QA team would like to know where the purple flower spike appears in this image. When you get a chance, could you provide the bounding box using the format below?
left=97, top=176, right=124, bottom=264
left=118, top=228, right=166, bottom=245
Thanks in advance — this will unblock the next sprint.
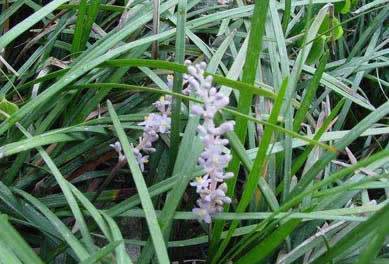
left=185, top=60, right=235, bottom=223
left=108, top=76, right=172, bottom=172
left=134, top=94, right=172, bottom=171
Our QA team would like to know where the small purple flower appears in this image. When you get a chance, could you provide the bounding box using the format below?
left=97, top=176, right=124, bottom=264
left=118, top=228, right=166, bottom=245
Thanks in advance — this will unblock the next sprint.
left=153, top=95, right=172, bottom=115
left=133, top=148, right=149, bottom=172
left=110, top=141, right=125, bottom=162
left=190, top=175, right=211, bottom=193
left=192, top=207, right=212, bottom=224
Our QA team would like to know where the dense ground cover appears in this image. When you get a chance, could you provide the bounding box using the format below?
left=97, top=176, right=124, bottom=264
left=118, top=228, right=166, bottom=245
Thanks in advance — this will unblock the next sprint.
left=0, top=0, right=388, bottom=263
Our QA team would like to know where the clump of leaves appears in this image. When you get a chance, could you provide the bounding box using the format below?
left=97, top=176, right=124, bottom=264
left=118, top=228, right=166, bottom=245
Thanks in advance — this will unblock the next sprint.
left=0, top=0, right=388, bottom=263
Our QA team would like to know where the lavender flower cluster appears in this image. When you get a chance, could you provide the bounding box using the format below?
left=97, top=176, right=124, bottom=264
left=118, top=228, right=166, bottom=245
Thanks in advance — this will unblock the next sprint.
left=134, top=95, right=172, bottom=171
left=184, top=61, right=235, bottom=223
left=111, top=86, right=172, bottom=171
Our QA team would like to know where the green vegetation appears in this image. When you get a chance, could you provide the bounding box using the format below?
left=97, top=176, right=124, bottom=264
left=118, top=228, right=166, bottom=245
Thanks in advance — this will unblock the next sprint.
left=0, top=0, right=388, bottom=263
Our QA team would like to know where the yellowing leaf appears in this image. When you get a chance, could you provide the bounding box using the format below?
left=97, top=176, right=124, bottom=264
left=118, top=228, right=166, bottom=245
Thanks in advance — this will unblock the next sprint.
left=0, top=97, right=19, bottom=120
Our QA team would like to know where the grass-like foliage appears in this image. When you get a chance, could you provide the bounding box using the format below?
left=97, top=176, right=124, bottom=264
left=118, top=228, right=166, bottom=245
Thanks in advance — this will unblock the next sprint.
left=0, top=0, right=388, bottom=263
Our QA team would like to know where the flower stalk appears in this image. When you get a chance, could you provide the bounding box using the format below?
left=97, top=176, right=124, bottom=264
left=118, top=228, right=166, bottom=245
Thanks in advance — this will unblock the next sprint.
left=185, top=61, right=234, bottom=223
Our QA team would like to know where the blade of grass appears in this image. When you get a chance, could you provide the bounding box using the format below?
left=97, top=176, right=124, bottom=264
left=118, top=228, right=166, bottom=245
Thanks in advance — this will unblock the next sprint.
left=210, top=0, right=269, bottom=249
left=285, top=150, right=389, bottom=212
left=334, top=28, right=382, bottom=130
left=231, top=150, right=389, bottom=262
left=311, top=202, right=389, bottom=264
left=82, top=0, right=100, bottom=47
left=291, top=98, right=345, bottom=176
left=79, top=240, right=123, bottom=264
left=113, top=207, right=372, bottom=222
left=207, top=30, right=236, bottom=73
left=211, top=78, right=288, bottom=264
left=293, top=52, right=329, bottom=132
left=354, top=224, right=389, bottom=264
left=0, top=240, right=23, bottom=264
left=169, top=0, right=187, bottom=170
left=13, top=188, right=90, bottom=261
left=346, top=6, right=389, bottom=62
left=0, top=182, right=63, bottom=240
left=152, top=0, right=160, bottom=58
left=11, top=123, right=96, bottom=255
left=236, top=219, right=301, bottom=263
left=227, top=0, right=270, bottom=200
left=68, top=184, right=112, bottom=242
left=283, top=2, right=327, bottom=113
left=300, top=63, right=374, bottom=111
left=106, top=175, right=183, bottom=217
left=101, top=212, right=132, bottom=264
left=106, top=100, right=170, bottom=263
left=137, top=116, right=202, bottom=264
left=0, top=0, right=69, bottom=50
left=0, top=0, right=26, bottom=28
left=0, top=214, right=44, bottom=264
left=58, top=3, right=125, bottom=12
left=282, top=0, right=292, bottom=32
left=288, top=100, right=389, bottom=198
left=71, top=0, right=87, bottom=55
left=0, top=0, right=179, bottom=135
